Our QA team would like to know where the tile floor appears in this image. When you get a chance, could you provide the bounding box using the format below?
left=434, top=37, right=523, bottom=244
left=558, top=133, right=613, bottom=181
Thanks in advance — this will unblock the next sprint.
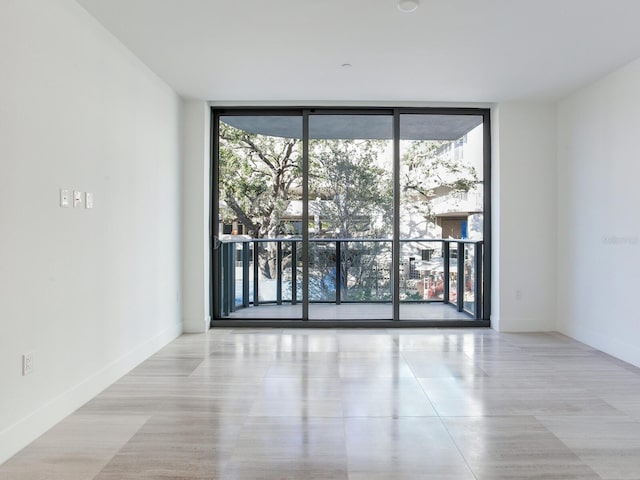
left=2, top=328, right=640, bottom=479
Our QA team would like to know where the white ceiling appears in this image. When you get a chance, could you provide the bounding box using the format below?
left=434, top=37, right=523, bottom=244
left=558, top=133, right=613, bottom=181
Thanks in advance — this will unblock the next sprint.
left=75, top=0, right=640, bottom=103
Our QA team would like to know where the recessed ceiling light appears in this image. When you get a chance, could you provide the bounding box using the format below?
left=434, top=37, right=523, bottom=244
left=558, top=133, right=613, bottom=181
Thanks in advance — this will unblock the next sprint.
left=398, top=0, right=419, bottom=13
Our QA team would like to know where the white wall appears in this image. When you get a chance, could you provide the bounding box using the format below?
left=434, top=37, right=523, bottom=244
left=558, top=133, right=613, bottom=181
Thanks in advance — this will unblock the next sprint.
left=490, top=106, right=502, bottom=330
left=181, top=101, right=210, bottom=333
left=557, top=58, right=640, bottom=367
left=492, top=102, right=557, bottom=332
left=0, top=0, right=182, bottom=463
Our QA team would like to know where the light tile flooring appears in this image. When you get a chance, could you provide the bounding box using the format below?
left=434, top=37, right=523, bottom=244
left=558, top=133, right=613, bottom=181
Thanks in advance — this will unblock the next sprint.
left=3, top=328, right=640, bottom=479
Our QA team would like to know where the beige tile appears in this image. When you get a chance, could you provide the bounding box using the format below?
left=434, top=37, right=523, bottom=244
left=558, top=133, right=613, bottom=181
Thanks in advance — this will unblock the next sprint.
left=222, top=460, right=348, bottom=480
left=127, top=356, right=205, bottom=377
left=0, top=414, right=148, bottom=480
left=341, top=378, right=437, bottom=417
left=442, top=416, right=601, bottom=479
left=4, top=329, right=640, bottom=480
left=345, top=417, right=474, bottom=478
left=420, top=379, right=623, bottom=417
left=223, top=416, right=348, bottom=480
left=338, top=356, right=414, bottom=378
left=190, top=356, right=273, bottom=377
left=538, top=415, right=640, bottom=479
left=94, top=412, right=241, bottom=479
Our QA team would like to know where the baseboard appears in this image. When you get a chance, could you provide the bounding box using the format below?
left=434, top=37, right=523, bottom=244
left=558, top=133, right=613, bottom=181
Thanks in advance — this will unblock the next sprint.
left=183, top=315, right=210, bottom=333
left=491, top=315, right=555, bottom=333
left=0, top=321, right=182, bottom=465
left=559, top=322, right=640, bottom=369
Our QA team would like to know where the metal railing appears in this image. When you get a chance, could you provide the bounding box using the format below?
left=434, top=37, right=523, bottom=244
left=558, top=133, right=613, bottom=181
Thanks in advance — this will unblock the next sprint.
left=214, top=237, right=483, bottom=320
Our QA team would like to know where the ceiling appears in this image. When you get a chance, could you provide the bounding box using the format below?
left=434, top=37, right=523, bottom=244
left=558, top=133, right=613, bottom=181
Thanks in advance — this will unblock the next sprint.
left=222, top=114, right=483, bottom=140
left=75, top=0, right=640, bottom=103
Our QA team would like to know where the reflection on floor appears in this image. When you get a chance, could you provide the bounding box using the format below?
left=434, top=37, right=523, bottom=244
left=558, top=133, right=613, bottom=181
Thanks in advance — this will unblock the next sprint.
left=227, top=302, right=473, bottom=320
left=3, top=328, right=640, bottom=479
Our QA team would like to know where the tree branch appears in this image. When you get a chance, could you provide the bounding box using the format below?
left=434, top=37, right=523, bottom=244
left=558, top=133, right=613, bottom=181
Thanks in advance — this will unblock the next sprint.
left=241, top=135, right=278, bottom=172
left=224, top=196, right=257, bottom=235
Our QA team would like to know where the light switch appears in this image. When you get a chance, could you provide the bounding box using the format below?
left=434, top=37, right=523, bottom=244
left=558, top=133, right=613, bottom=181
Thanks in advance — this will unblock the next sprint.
left=73, top=190, right=82, bottom=208
left=85, top=192, right=93, bottom=209
left=60, top=189, right=70, bottom=208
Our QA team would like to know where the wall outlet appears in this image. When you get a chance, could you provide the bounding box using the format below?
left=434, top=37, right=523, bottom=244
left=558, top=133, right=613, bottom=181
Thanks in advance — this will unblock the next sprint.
left=60, top=189, right=70, bottom=208
left=515, top=289, right=522, bottom=300
left=85, top=192, right=94, bottom=209
left=22, top=352, right=33, bottom=376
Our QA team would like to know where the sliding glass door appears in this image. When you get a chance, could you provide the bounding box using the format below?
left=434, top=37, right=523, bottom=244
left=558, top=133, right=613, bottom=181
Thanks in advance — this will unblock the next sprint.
left=212, top=108, right=490, bottom=325
left=398, top=114, right=485, bottom=320
left=215, top=114, right=303, bottom=320
left=308, top=114, right=394, bottom=320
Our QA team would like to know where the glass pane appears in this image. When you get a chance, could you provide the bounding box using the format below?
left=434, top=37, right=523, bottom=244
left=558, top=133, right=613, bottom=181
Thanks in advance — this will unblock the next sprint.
left=343, top=241, right=392, bottom=302
left=463, top=243, right=476, bottom=316
left=215, top=110, right=486, bottom=323
left=233, top=244, right=245, bottom=308
left=399, top=240, right=444, bottom=301
left=217, top=115, right=303, bottom=319
left=308, top=241, right=336, bottom=302
left=449, top=243, right=458, bottom=306
left=308, top=114, right=393, bottom=320
left=399, top=114, right=484, bottom=321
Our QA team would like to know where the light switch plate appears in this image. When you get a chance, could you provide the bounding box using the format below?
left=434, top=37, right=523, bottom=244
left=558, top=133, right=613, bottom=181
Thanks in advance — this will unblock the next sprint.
left=73, top=190, right=82, bottom=208
left=22, top=352, right=33, bottom=376
left=85, top=192, right=93, bottom=209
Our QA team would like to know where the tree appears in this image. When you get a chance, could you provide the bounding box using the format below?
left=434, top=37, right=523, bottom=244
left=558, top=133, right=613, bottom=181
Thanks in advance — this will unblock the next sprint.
left=219, top=123, right=395, bottom=295
left=219, top=123, right=302, bottom=280
left=309, top=139, right=393, bottom=238
left=308, top=139, right=393, bottom=301
left=218, top=123, right=302, bottom=239
left=400, top=140, right=479, bottom=236
left=218, top=121, right=479, bottom=301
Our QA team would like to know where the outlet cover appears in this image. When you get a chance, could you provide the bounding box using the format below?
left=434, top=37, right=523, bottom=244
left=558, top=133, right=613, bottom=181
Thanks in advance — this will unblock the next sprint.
left=60, top=189, right=70, bottom=208
left=22, top=352, right=33, bottom=376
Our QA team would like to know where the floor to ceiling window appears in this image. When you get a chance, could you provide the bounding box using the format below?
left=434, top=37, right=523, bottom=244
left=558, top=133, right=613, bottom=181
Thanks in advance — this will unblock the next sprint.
left=307, top=114, right=394, bottom=321
left=212, top=108, right=490, bottom=326
left=398, top=113, right=486, bottom=321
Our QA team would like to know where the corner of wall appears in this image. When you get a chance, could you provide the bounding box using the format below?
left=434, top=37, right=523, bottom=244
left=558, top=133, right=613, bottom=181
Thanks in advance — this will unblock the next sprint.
left=492, top=101, right=558, bottom=333
left=554, top=56, right=640, bottom=367
left=181, top=100, right=211, bottom=334
left=0, top=323, right=182, bottom=465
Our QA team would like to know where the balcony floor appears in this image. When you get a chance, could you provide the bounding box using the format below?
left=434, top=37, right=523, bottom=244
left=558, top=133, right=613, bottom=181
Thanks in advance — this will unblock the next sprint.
left=225, top=303, right=474, bottom=321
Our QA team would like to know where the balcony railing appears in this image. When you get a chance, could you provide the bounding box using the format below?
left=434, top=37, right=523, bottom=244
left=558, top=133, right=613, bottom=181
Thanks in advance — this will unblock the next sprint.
left=214, top=237, right=483, bottom=320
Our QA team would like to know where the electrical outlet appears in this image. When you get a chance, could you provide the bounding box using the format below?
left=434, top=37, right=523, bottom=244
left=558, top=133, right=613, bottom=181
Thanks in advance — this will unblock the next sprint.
left=85, top=192, right=94, bottom=209
left=515, top=289, right=522, bottom=300
left=22, top=352, right=33, bottom=376
left=60, top=189, right=70, bottom=208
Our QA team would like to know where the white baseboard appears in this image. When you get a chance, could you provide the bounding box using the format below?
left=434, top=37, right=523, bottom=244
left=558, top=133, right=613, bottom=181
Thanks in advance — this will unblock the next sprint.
left=491, top=315, right=555, bottom=333
left=182, top=315, right=210, bottom=333
left=560, top=323, right=640, bottom=369
left=0, top=321, right=182, bottom=465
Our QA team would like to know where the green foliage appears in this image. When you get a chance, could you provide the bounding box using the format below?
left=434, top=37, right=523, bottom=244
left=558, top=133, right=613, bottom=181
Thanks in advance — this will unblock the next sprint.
left=403, top=291, right=424, bottom=301
left=309, top=139, right=393, bottom=238
left=218, top=122, right=478, bottom=290
left=219, top=122, right=301, bottom=239
left=400, top=140, right=479, bottom=221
